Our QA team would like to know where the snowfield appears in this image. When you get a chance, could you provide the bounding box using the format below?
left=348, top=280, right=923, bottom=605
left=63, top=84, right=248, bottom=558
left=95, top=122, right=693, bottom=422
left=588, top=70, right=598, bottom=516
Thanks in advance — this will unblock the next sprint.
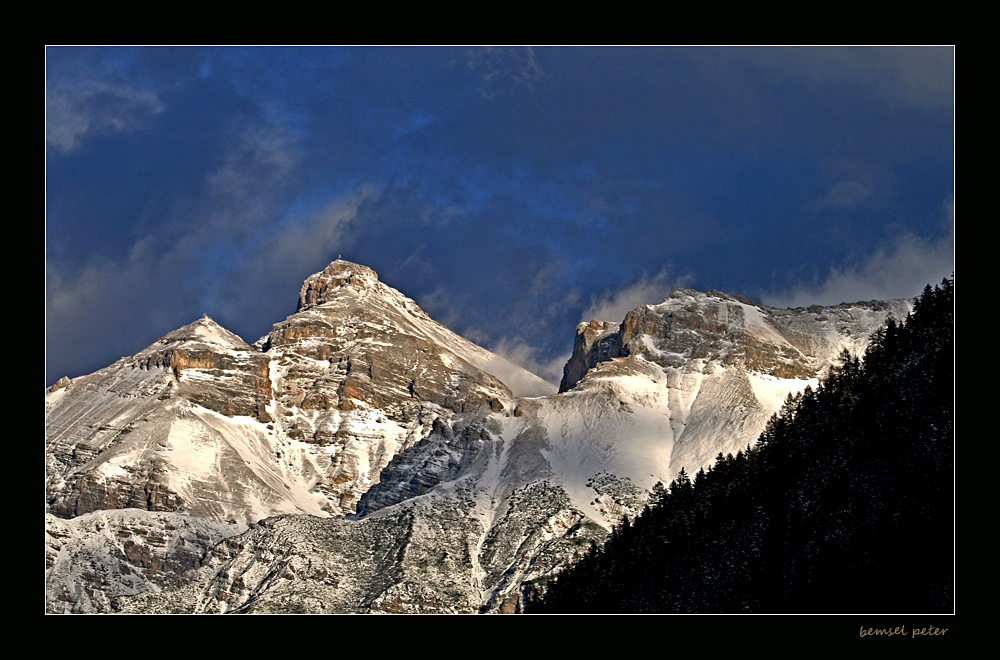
left=46, top=260, right=914, bottom=613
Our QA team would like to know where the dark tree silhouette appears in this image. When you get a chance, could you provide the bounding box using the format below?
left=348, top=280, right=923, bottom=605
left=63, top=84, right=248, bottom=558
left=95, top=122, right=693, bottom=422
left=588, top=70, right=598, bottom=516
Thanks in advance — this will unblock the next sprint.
left=526, top=278, right=953, bottom=614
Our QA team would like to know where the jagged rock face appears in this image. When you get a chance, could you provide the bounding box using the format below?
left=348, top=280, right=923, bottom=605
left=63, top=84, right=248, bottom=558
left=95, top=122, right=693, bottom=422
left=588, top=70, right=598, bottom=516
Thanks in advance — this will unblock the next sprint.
left=549, top=288, right=913, bottom=500
left=133, top=315, right=274, bottom=421
left=46, top=260, right=915, bottom=615
left=252, top=260, right=534, bottom=516
left=45, top=261, right=551, bottom=527
left=559, top=320, right=623, bottom=393
left=562, top=289, right=913, bottom=391
left=45, top=510, right=236, bottom=613
left=297, top=261, right=380, bottom=311
left=619, top=289, right=817, bottom=378
left=44, top=317, right=317, bottom=523
left=354, top=415, right=500, bottom=517
left=116, top=455, right=606, bottom=614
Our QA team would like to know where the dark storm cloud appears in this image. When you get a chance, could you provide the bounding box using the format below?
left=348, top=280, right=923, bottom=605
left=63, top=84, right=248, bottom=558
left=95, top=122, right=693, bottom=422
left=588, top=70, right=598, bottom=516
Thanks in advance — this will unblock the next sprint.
left=46, top=46, right=954, bottom=386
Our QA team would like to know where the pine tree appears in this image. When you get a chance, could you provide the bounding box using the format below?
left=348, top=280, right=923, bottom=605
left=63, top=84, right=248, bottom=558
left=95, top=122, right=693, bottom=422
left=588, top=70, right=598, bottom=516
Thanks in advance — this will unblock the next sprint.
left=526, top=278, right=953, bottom=614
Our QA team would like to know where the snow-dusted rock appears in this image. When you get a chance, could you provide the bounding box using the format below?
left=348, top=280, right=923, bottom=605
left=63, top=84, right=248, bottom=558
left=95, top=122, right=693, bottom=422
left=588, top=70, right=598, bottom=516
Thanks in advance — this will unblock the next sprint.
left=46, top=260, right=913, bottom=613
left=554, top=288, right=913, bottom=486
left=45, top=509, right=236, bottom=613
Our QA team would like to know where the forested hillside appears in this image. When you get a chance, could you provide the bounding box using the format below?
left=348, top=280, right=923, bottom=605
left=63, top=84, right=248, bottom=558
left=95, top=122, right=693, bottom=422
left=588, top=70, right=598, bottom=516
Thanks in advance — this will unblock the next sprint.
left=527, top=279, right=954, bottom=614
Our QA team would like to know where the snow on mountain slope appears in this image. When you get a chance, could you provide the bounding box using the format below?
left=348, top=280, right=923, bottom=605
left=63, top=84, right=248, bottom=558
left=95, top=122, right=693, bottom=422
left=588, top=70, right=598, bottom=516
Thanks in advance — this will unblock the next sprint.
left=251, top=260, right=555, bottom=515
left=47, top=260, right=913, bottom=614
left=544, top=288, right=912, bottom=518
left=320, top=287, right=912, bottom=610
left=46, top=261, right=565, bottom=612
left=46, top=261, right=555, bottom=529
left=45, top=509, right=237, bottom=613
left=44, top=315, right=320, bottom=524
left=289, top=260, right=555, bottom=398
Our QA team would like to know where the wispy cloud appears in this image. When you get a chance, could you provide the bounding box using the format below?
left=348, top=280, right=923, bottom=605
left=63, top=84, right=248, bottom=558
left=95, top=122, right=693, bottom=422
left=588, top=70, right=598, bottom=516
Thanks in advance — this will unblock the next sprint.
left=486, top=336, right=569, bottom=388
left=582, top=267, right=693, bottom=323
left=230, top=186, right=377, bottom=286
left=207, top=185, right=381, bottom=327
left=208, top=122, right=299, bottom=199
left=763, top=201, right=955, bottom=308
left=46, top=184, right=379, bottom=384
left=46, top=236, right=193, bottom=382
left=467, top=46, right=548, bottom=99
left=814, top=180, right=874, bottom=210
left=201, top=119, right=302, bottom=240
left=745, top=46, right=954, bottom=111
left=46, top=86, right=373, bottom=382
left=416, top=287, right=465, bottom=332
left=46, top=74, right=164, bottom=154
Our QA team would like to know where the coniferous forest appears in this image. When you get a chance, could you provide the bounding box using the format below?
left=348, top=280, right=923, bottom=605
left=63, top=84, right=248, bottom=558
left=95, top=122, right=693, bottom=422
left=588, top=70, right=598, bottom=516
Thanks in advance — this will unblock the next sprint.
left=527, top=278, right=954, bottom=614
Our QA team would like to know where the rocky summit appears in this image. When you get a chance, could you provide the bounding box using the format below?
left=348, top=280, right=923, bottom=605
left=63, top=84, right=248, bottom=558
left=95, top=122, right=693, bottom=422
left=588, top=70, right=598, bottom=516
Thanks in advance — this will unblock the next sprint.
left=45, top=260, right=912, bottom=613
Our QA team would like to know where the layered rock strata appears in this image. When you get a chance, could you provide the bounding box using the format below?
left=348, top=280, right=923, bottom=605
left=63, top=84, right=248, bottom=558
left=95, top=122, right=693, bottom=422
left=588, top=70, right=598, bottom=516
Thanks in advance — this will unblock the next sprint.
left=561, top=288, right=911, bottom=392
left=46, top=261, right=913, bottom=614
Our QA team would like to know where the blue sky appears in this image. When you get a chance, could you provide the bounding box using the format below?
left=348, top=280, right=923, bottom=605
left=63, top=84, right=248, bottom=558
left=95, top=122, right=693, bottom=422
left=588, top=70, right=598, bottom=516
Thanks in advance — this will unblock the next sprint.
left=46, top=46, right=954, bottom=386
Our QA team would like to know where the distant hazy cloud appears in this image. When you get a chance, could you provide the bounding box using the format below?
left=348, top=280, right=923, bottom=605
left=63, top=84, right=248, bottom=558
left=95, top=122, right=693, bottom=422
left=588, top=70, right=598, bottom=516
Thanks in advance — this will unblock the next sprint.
left=746, top=46, right=954, bottom=111
left=240, top=186, right=377, bottom=278
left=416, top=287, right=464, bottom=332
left=763, top=205, right=955, bottom=308
left=411, top=257, right=580, bottom=387
left=46, top=237, right=193, bottom=383
left=203, top=119, right=302, bottom=239
left=487, top=336, right=570, bottom=388
left=394, top=111, right=435, bottom=139
left=46, top=114, right=377, bottom=380
left=815, top=180, right=874, bottom=210
left=466, top=46, right=548, bottom=99
left=582, top=267, right=693, bottom=323
left=208, top=122, right=299, bottom=199
left=203, top=185, right=381, bottom=329
left=46, top=76, right=164, bottom=153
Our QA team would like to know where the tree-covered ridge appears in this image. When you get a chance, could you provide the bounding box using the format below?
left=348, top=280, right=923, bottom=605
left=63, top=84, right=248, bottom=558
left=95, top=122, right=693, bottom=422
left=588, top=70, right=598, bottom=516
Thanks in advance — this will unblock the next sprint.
left=527, top=279, right=954, bottom=613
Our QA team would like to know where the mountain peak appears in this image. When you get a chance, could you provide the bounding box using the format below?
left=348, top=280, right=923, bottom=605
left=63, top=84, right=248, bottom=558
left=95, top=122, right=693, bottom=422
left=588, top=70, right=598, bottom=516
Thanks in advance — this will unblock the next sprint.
left=298, top=260, right=380, bottom=311
left=150, top=314, right=251, bottom=353
left=665, top=287, right=759, bottom=308
left=561, top=286, right=913, bottom=392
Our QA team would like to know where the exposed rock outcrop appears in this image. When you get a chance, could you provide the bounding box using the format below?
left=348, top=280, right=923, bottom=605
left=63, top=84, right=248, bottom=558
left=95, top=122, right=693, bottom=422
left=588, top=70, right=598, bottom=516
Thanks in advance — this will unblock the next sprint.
left=46, top=260, right=914, bottom=615
left=45, top=510, right=236, bottom=613
left=561, top=288, right=913, bottom=391
left=45, top=262, right=540, bottom=525
left=559, top=320, right=622, bottom=393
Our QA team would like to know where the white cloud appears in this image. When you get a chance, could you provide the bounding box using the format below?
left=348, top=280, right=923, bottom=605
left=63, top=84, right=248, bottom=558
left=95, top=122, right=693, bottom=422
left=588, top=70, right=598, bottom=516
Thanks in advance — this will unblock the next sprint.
left=237, top=186, right=378, bottom=277
left=46, top=77, right=164, bottom=153
left=815, top=180, right=873, bottom=210
left=486, top=336, right=569, bottom=389
left=763, top=205, right=955, bottom=308
left=582, top=267, right=693, bottom=323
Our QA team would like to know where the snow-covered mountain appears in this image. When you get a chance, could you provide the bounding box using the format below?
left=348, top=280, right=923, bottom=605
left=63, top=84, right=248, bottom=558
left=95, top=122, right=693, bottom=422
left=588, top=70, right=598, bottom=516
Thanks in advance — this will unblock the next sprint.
left=46, top=261, right=552, bottom=527
left=555, top=288, right=913, bottom=482
left=45, top=260, right=912, bottom=613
